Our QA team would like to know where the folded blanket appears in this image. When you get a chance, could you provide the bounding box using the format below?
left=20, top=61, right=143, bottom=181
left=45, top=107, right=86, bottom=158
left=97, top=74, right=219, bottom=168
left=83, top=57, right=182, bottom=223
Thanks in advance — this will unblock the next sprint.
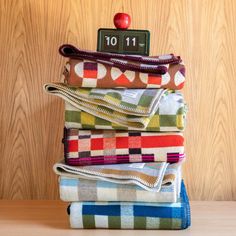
left=44, top=83, right=173, bottom=130
left=63, top=128, right=185, bottom=166
left=59, top=44, right=185, bottom=90
left=59, top=164, right=181, bottom=202
left=64, top=91, right=186, bottom=131
left=54, top=161, right=182, bottom=192
left=68, top=181, right=190, bottom=229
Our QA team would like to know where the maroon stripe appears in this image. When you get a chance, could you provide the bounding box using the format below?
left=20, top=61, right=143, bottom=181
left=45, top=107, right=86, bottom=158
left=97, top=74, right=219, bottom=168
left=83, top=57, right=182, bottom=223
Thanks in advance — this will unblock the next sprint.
left=59, top=44, right=182, bottom=64
left=66, top=155, right=156, bottom=166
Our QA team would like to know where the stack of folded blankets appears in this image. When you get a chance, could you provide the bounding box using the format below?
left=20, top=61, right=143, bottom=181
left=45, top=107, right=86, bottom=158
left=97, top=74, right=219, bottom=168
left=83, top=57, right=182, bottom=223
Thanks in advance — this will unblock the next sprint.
left=44, top=44, right=190, bottom=230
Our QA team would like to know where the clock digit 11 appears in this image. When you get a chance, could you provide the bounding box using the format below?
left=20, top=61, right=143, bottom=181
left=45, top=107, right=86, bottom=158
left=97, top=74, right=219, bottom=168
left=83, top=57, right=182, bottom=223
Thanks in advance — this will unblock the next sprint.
left=125, top=37, right=136, bottom=46
left=124, top=36, right=139, bottom=51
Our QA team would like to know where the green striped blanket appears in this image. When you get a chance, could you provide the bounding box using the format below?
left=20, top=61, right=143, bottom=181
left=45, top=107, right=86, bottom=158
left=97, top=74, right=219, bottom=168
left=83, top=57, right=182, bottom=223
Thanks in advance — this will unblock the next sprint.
left=65, top=92, right=186, bottom=131
left=44, top=83, right=187, bottom=131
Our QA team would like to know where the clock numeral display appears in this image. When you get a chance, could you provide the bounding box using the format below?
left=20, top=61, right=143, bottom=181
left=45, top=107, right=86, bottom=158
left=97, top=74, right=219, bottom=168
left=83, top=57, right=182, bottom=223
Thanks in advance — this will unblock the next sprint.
left=105, top=36, right=118, bottom=46
left=98, top=29, right=150, bottom=55
left=124, top=36, right=138, bottom=51
left=104, top=35, right=119, bottom=50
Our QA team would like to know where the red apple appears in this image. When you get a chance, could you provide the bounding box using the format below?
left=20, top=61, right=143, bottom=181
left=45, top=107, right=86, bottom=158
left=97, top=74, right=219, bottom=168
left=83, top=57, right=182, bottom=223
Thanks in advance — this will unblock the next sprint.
left=113, top=13, right=131, bottom=29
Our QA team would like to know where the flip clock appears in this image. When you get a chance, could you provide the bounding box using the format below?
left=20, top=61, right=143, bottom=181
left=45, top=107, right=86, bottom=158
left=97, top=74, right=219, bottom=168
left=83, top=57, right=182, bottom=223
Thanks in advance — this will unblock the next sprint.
left=97, top=13, right=150, bottom=55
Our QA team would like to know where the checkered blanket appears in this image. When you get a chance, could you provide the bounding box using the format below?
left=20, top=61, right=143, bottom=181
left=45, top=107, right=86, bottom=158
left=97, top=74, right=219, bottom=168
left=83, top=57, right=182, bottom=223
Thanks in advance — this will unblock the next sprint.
left=59, top=44, right=185, bottom=90
left=63, top=128, right=185, bottom=166
left=44, top=83, right=168, bottom=130
left=65, top=90, right=186, bottom=131
left=59, top=164, right=181, bottom=202
left=68, top=181, right=190, bottom=229
left=53, top=161, right=182, bottom=192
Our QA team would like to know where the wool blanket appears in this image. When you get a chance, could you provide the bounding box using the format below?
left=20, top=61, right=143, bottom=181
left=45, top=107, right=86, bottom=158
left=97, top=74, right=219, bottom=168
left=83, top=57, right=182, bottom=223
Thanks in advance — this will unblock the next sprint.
left=59, top=44, right=185, bottom=90
left=68, top=181, right=190, bottom=229
left=44, top=82, right=168, bottom=130
left=59, top=164, right=181, bottom=202
left=63, top=128, right=185, bottom=166
left=64, top=91, right=186, bottom=131
left=53, top=161, right=182, bottom=192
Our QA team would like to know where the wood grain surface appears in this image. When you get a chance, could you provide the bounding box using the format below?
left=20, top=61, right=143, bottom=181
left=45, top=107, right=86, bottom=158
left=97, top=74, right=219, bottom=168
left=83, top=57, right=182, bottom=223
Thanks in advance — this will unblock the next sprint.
left=1, top=200, right=236, bottom=235
left=0, top=0, right=236, bottom=200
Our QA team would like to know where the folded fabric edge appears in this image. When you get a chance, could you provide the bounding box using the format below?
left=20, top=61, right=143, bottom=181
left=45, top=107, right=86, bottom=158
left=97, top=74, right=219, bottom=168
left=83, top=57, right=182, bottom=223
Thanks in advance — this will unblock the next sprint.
left=66, top=180, right=190, bottom=229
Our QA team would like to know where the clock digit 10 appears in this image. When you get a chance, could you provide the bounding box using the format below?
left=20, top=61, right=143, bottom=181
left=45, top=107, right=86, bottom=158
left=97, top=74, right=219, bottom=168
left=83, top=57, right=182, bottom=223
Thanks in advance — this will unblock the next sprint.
left=105, top=36, right=118, bottom=46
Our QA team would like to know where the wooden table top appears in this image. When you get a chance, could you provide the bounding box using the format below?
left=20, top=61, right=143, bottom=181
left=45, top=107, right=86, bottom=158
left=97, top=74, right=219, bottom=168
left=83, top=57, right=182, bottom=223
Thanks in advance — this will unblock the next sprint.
left=0, top=201, right=235, bottom=236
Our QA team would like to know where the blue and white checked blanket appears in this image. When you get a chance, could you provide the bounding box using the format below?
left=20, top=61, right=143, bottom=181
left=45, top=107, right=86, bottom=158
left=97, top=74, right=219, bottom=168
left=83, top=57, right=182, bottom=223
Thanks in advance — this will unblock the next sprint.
left=54, top=162, right=182, bottom=192
left=68, top=181, right=190, bottom=229
left=59, top=164, right=181, bottom=202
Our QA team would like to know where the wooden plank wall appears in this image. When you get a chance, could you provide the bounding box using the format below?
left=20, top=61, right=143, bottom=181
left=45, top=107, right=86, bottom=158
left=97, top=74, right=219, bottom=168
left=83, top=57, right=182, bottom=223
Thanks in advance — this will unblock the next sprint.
left=0, top=0, right=236, bottom=200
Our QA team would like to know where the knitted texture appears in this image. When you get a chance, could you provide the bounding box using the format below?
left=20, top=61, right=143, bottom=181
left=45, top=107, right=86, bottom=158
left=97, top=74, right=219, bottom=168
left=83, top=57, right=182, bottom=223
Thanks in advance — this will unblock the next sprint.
left=59, top=164, right=181, bottom=202
left=59, top=44, right=185, bottom=90
left=44, top=83, right=169, bottom=130
left=64, top=91, right=186, bottom=131
left=63, top=128, right=185, bottom=166
left=53, top=162, right=182, bottom=192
